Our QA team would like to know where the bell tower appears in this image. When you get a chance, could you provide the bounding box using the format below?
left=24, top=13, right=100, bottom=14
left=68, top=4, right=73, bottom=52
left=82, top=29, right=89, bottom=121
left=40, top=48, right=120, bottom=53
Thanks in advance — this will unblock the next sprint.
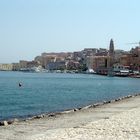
left=109, top=39, right=115, bottom=57
left=107, top=39, right=115, bottom=69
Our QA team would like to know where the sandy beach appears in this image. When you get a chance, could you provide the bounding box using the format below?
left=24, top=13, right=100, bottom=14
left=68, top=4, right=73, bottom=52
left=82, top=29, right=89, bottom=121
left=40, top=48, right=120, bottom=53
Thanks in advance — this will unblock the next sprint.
left=0, top=95, right=140, bottom=140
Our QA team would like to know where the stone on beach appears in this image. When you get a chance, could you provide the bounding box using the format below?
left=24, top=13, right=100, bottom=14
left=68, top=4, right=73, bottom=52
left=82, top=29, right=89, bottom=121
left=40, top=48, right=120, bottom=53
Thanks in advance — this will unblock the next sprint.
left=0, top=121, right=8, bottom=126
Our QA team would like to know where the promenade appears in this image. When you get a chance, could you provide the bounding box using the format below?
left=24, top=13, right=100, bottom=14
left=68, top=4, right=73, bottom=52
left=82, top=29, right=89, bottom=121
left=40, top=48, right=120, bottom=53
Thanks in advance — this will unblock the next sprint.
left=0, top=95, right=140, bottom=140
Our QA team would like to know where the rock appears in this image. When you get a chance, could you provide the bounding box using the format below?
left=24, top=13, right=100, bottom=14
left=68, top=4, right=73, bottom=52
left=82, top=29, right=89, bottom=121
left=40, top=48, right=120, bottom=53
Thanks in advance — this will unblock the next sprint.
left=105, top=101, right=111, bottom=104
left=110, top=100, right=115, bottom=103
left=103, top=101, right=107, bottom=104
left=62, top=109, right=74, bottom=114
left=48, top=114, right=56, bottom=117
left=127, top=95, right=132, bottom=98
left=118, top=98, right=122, bottom=100
left=78, top=107, right=82, bottom=110
left=3, top=121, right=8, bottom=126
left=81, top=105, right=91, bottom=110
left=0, top=121, right=3, bottom=126
left=74, top=108, right=79, bottom=111
left=97, top=102, right=104, bottom=106
left=121, top=96, right=125, bottom=99
left=7, top=120, right=14, bottom=125
left=0, top=121, right=8, bottom=126
left=92, top=102, right=104, bottom=107
left=13, top=118, right=19, bottom=123
left=92, top=104, right=98, bottom=107
left=34, top=115, right=44, bottom=119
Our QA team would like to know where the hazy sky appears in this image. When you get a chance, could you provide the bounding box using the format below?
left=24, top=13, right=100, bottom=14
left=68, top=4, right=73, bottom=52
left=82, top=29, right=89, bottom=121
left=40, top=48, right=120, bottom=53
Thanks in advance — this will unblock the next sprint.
left=0, top=0, right=140, bottom=63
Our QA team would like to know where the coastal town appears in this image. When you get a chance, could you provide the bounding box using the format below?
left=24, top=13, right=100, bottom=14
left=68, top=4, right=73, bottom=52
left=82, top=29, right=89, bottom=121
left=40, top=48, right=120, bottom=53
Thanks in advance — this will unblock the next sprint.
left=0, top=39, right=140, bottom=77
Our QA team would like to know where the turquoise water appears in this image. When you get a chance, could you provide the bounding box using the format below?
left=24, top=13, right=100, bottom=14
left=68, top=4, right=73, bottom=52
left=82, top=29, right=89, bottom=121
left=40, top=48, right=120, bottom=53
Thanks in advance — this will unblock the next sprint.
left=0, top=71, right=140, bottom=121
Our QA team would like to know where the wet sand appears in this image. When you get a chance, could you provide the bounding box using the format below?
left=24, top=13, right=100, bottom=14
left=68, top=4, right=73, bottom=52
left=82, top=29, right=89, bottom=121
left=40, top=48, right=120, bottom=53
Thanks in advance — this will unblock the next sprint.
left=0, top=95, right=140, bottom=140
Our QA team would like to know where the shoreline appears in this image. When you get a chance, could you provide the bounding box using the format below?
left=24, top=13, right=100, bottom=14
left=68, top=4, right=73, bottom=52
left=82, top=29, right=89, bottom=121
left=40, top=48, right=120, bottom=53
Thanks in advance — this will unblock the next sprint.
left=0, top=93, right=140, bottom=139
left=1, top=92, right=140, bottom=126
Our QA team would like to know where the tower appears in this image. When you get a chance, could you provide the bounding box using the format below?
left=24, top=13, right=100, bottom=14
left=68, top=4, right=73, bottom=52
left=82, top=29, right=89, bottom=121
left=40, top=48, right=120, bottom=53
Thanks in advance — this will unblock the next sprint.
left=107, top=39, right=115, bottom=70
left=109, top=39, right=115, bottom=57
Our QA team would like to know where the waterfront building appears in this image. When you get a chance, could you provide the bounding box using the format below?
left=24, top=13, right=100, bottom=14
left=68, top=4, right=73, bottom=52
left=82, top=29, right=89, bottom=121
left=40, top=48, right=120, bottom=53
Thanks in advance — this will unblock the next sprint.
left=19, top=60, right=41, bottom=71
left=19, top=60, right=28, bottom=69
left=86, top=56, right=94, bottom=70
left=12, top=63, right=20, bottom=71
left=54, top=56, right=65, bottom=62
left=26, top=61, right=40, bottom=68
left=130, top=47, right=140, bottom=71
left=46, top=61, right=66, bottom=70
left=120, top=47, right=140, bottom=71
left=114, top=49, right=126, bottom=63
left=42, top=56, right=56, bottom=69
left=34, top=52, right=71, bottom=69
left=92, top=56, right=109, bottom=74
left=73, top=51, right=82, bottom=61
left=34, top=56, right=43, bottom=66
left=45, top=55, right=66, bottom=70
left=41, top=52, right=71, bottom=58
left=120, top=54, right=131, bottom=68
left=96, top=48, right=108, bottom=56
left=89, top=39, right=115, bottom=75
left=82, top=48, right=98, bottom=57
left=0, top=63, right=13, bottom=71
left=66, top=60, right=80, bottom=70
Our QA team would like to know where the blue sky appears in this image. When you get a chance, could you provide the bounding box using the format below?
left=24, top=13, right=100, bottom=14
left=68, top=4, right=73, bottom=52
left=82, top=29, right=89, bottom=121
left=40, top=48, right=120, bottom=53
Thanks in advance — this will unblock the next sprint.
left=0, top=0, right=140, bottom=63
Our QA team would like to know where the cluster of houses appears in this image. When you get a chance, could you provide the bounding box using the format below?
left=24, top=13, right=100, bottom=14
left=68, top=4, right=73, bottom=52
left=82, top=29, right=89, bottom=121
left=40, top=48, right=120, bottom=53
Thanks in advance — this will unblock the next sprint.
left=0, top=39, right=140, bottom=76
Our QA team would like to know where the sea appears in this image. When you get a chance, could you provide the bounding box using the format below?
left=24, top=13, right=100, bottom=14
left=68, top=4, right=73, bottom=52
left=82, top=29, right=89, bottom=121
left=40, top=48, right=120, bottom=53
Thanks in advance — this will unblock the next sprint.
left=0, top=71, right=140, bottom=121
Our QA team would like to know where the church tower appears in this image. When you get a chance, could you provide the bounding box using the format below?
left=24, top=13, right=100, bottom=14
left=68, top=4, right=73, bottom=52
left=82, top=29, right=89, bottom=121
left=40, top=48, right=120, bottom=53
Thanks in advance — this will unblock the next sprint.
left=107, top=39, right=115, bottom=69
left=109, top=39, right=115, bottom=57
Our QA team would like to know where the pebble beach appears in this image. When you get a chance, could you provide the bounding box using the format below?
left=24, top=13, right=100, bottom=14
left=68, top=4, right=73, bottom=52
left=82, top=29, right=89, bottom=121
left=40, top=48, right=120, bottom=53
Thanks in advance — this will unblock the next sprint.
left=0, top=95, right=140, bottom=140
left=31, top=107, right=140, bottom=140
